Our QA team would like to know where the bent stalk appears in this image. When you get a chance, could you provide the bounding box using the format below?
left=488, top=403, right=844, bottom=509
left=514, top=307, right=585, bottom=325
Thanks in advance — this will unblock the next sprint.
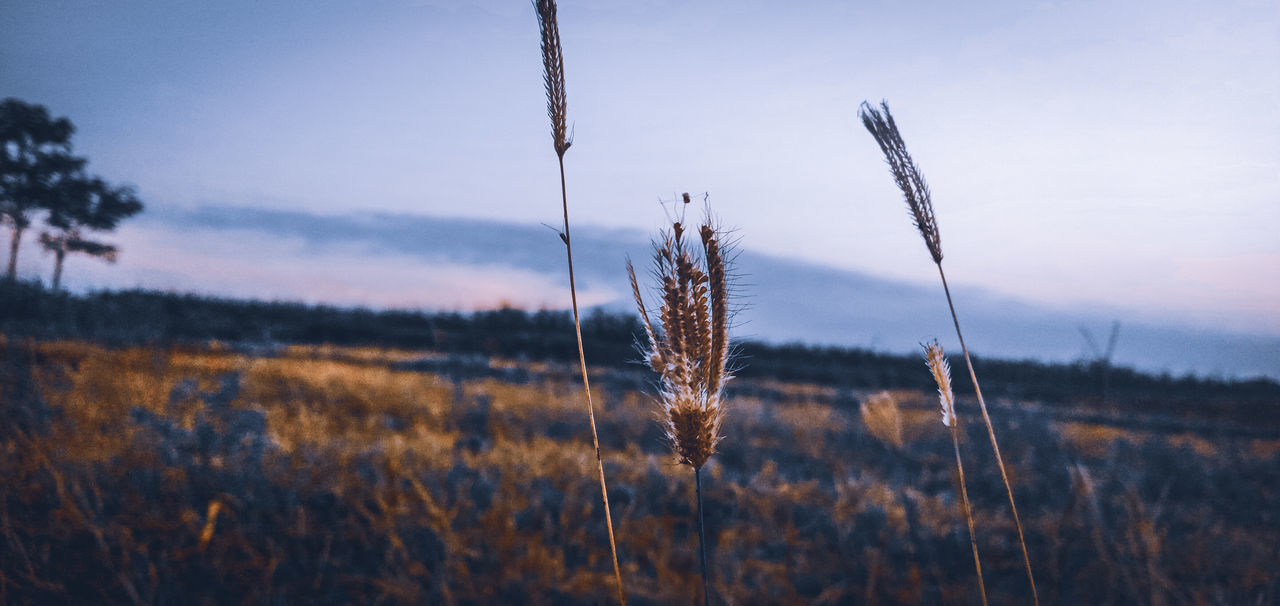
left=938, top=265, right=1037, bottom=604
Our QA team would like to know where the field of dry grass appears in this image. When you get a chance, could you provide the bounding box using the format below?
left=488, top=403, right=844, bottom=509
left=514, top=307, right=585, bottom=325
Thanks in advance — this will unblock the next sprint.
left=1, top=336, right=1277, bottom=604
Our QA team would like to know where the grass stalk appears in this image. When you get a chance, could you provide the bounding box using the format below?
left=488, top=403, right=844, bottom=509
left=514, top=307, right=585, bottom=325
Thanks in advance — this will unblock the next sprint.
left=534, top=2, right=625, bottom=603
left=938, top=264, right=1037, bottom=604
left=695, top=466, right=709, bottom=606
left=925, top=341, right=988, bottom=606
left=860, top=100, right=1038, bottom=605
left=629, top=206, right=734, bottom=605
left=560, top=156, right=625, bottom=606
left=950, top=432, right=987, bottom=606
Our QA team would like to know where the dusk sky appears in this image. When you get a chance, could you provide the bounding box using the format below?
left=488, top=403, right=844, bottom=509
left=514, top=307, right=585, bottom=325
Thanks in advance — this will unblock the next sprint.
left=3, top=0, right=1278, bottom=340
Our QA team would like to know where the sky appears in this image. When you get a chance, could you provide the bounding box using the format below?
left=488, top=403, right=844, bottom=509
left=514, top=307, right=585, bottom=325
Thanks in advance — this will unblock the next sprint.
left=91, top=206, right=1280, bottom=379
left=3, top=0, right=1278, bottom=341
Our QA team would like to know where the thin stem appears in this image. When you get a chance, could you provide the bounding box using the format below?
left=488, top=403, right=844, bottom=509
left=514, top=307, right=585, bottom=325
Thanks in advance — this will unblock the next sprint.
left=951, top=424, right=988, bottom=606
left=695, top=465, right=709, bottom=606
left=53, top=248, right=65, bottom=291
left=7, top=225, right=22, bottom=281
left=937, top=262, right=1039, bottom=605
left=559, top=156, right=626, bottom=605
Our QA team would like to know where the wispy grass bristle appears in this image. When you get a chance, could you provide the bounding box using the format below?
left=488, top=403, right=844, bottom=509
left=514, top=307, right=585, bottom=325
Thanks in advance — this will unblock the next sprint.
left=924, top=341, right=956, bottom=428
left=700, top=224, right=729, bottom=397
left=627, top=259, right=662, bottom=373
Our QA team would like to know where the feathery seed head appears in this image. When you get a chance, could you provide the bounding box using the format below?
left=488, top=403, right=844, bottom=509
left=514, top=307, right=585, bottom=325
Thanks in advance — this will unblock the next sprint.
left=860, top=391, right=904, bottom=449
left=628, top=205, right=734, bottom=469
left=534, top=0, right=571, bottom=157
left=859, top=100, right=942, bottom=264
left=923, top=340, right=956, bottom=428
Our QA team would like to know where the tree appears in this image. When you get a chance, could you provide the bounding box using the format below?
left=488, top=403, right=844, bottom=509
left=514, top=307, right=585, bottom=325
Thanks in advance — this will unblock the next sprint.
left=0, top=98, right=85, bottom=281
left=39, top=175, right=143, bottom=290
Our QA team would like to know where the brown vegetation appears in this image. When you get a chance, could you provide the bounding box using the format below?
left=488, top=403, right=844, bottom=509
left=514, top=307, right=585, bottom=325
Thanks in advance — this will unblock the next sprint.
left=862, top=99, right=1038, bottom=603
left=533, top=0, right=623, bottom=600
left=629, top=208, right=734, bottom=604
left=2, top=337, right=1277, bottom=604
left=925, top=341, right=986, bottom=605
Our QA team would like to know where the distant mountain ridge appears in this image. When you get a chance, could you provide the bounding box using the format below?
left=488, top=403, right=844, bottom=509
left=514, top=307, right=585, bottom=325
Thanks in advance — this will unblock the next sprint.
left=144, top=206, right=1280, bottom=380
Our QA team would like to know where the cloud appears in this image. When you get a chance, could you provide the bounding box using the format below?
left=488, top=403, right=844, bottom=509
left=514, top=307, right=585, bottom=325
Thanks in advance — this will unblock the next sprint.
left=57, top=204, right=1268, bottom=380
left=37, top=214, right=620, bottom=312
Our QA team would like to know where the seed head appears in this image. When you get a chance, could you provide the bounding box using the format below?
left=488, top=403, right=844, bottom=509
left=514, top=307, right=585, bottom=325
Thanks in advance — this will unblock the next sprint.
left=629, top=208, right=734, bottom=469
left=859, top=100, right=942, bottom=264
left=534, top=0, right=571, bottom=157
left=923, top=340, right=956, bottom=427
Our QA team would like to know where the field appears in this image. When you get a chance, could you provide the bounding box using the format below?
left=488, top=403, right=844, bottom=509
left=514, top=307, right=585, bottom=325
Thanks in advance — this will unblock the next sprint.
left=3, top=331, right=1278, bottom=605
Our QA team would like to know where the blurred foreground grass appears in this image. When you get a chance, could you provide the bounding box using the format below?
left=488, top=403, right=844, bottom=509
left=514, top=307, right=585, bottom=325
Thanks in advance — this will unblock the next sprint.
left=2, top=337, right=1277, bottom=604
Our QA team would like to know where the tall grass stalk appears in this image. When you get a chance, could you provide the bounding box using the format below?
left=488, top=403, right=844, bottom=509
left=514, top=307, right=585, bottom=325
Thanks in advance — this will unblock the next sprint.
left=925, top=340, right=988, bottom=606
left=860, top=100, right=1039, bottom=605
left=533, top=2, right=625, bottom=603
left=628, top=207, right=733, bottom=606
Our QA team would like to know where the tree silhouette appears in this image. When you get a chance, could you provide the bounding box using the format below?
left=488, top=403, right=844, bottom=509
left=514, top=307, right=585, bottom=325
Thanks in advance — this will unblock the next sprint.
left=39, top=175, right=143, bottom=290
left=0, top=98, right=85, bottom=281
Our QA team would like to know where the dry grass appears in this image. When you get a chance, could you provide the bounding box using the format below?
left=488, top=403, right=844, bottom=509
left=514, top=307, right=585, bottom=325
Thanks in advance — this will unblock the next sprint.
left=535, top=0, right=570, bottom=159
left=860, top=391, right=904, bottom=451
left=1058, top=422, right=1142, bottom=458
left=629, top=214, right=732, bottom=470
left=924, top=341, right=987, bottom=605
left=861, top=99, right=1039, bottom=604
left=533, top=0, right=623, bottom=601
left=628, top=207, right=734, bottom=605
left=3, top=338, right=1278, bottom=603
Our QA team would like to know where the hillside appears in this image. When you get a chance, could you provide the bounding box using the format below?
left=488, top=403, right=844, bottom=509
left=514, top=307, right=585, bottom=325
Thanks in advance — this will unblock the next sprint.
left=73, top=206, right=1280, bottom=380
left=2, top=334, right=1277, bottom=603
left=4, top=280, right=1278, bottom=432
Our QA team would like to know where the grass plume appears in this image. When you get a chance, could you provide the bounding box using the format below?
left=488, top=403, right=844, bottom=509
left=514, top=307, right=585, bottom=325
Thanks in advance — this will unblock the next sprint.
left=533, top=1, right=624, bottom=603
left=925, top=340, right=987, bottom=606
left=860, top=99, right=1039, bottom=604
left=860, top=391, right=903, bottom=450
left=628, top=204, right=734, bottom=605
left=535, top=0, right=571, bottom=158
